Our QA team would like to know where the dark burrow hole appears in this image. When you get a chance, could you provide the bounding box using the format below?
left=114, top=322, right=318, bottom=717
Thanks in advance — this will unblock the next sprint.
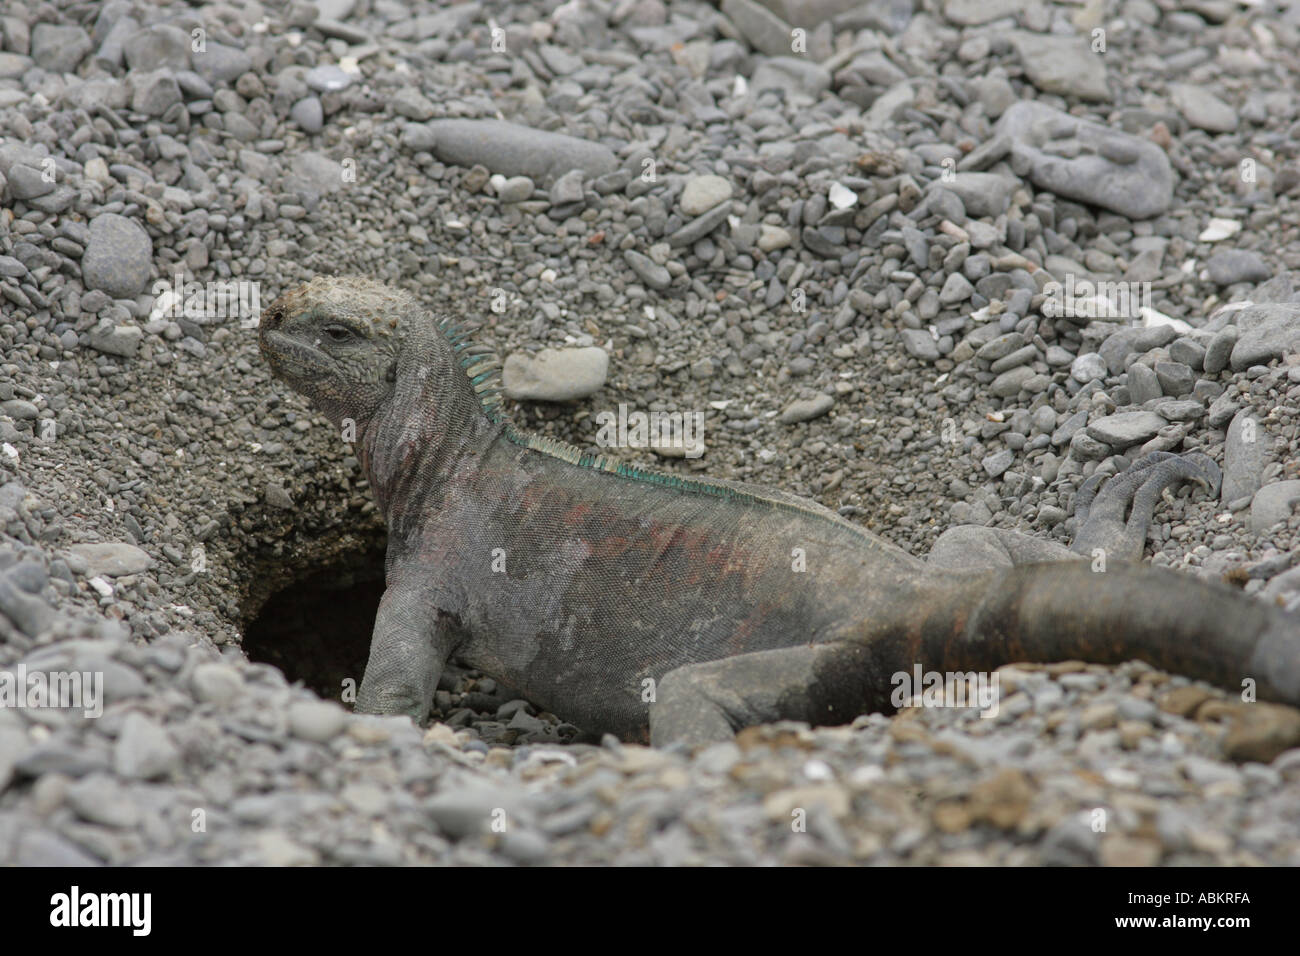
left=242, top=544, right=585, bottom=745
left=242, top=547, right=385, bottom=700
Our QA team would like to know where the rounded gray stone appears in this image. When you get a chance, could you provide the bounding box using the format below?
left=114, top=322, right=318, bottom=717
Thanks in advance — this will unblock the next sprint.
left=1207, top=250, right=1271, bottom=286
left=82, top=214, right=152, bottom=299
left=1084, top=411, right=1167, bottom=449
left=680, top=175, right=732, bottom=215
left=66, top=543, right=152, bottom=577
left=503, top=348, right=609, bottom=401
left=425, top=119, right=616, bottom=182
left=113, top=713, right=179, bottom=780
left=1248, top=480, right=1300, bottom=533
left=288, top=701, right=348, bottom=743
left=779, top=394, right=835, bottom=424
left=290, top=96, right=324, bottom=134
left=191, top=663, right=245, bottom=705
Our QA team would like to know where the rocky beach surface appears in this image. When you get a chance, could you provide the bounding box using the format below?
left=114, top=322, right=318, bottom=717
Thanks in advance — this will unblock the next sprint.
left=0, top=0, right=1299, bottom=864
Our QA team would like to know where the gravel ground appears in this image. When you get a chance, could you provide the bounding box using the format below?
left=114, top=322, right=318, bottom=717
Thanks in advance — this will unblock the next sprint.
left=1, top=0, right=1299, bottom=865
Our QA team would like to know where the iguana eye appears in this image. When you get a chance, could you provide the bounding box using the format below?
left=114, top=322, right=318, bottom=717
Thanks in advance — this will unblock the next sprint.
left=323, top=325, right=353, bottom=342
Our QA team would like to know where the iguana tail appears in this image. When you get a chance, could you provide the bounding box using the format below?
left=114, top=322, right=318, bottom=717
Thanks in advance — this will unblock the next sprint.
left=649, top=562, right=1300, bottom=747
left=902, top=562, right=1300, bottom=706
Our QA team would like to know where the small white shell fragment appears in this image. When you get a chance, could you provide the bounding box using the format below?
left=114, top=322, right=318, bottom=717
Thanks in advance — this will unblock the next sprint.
left=1198, top=218, right=1241, bottom=242
left=828, top=182, right=858, bottom=209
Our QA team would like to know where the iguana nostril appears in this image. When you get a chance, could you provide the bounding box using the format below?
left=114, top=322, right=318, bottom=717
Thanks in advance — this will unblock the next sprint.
left=261, top=302, right=286, bottom=331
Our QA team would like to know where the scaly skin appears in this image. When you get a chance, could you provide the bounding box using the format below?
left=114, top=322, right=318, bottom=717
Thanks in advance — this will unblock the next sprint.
left=259, top=276, right=1300, bottom=746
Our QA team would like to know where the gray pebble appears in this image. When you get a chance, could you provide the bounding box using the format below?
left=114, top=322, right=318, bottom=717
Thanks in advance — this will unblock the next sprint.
left=288, top=701, right=347, bottom=743
left=82, top=214, right=152, bottom=299
left=779, top=394, right=835, bottom=424
left=113, top=714, right=179, bottom=780
left=503, top=348, right=609, bottom=401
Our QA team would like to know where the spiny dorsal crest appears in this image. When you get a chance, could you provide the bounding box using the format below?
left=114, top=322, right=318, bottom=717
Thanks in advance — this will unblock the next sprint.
left=427, top=300, right=840, bottom=513
left=425, top=312, right=629, bottom=473
left=433, top=312, right=509, bottom=423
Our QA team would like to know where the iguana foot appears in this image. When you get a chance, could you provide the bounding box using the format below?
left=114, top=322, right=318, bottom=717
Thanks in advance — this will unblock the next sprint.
left=927, top=524, right=1075, bottom=572
left=1070, top=451, right=1221, bottom=563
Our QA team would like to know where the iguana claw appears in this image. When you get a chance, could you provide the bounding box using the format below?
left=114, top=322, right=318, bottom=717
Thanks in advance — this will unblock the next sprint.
left=1070, top=451, right=1222, bottom=562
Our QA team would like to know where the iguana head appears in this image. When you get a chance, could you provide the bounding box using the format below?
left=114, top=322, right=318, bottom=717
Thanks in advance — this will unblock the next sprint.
left=259, top=276, right=418, bottom=429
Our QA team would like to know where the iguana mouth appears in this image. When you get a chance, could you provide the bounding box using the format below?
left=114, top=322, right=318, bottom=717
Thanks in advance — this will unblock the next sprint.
left=260, top=329, right=336, bottom=382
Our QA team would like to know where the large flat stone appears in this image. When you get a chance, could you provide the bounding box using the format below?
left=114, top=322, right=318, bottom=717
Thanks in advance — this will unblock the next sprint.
left=423, top=119, right=617, bottom=183
left=996, top=101, right=1173, bottom=218
left=1084, top=411, right=1166, bottom=449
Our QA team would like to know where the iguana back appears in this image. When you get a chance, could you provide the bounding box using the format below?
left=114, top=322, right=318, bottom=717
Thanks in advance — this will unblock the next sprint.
left=395, top=432, right=926, bottom=736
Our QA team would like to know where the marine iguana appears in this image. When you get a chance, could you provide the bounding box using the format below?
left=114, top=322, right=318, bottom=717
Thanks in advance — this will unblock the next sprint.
left=258, top=276, right=1300, bottom=746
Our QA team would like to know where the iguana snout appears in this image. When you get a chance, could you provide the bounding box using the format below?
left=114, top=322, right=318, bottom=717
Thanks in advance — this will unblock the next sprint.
left=259, top=313, right=339, bottom=385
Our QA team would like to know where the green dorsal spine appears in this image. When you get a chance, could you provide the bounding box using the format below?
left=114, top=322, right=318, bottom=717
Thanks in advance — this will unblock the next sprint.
left=432, top=313, right=872, bottom=534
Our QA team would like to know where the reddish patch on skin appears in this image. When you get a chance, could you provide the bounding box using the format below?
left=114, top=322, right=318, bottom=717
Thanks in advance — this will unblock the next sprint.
left=590, top=518, right=749, bottom=591
left=515, top=482, right=550, bottom=512
left=588, top=532, right=632, bottom=562
left=727, top=604, right=780, bottom=655
left=562, top=500, right=594, bottom=525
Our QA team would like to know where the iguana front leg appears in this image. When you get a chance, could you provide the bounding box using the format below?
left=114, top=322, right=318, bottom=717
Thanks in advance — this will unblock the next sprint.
left=356, top=583, right=457, bottom=721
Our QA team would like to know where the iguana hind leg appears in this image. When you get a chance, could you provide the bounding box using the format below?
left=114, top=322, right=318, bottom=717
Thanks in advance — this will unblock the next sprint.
left=650, top=642, right=886, bottom=748
left=929, top=451, right=1222, bottom=572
